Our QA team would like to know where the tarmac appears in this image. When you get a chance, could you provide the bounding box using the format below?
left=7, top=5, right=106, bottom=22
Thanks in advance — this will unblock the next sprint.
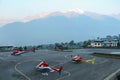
left=0, top=49, right=120, bottom=80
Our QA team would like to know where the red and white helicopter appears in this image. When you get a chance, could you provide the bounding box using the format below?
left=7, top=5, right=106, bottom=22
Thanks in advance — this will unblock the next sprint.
left=72, top=55, right=96, bottom=64
left=36, top=61, right=63, bottom=76
left=11, top=49, right=26, bottom=56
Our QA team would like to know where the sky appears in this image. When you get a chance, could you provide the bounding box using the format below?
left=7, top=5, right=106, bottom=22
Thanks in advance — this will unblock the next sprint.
left=0, top=0, right=120, bottom=20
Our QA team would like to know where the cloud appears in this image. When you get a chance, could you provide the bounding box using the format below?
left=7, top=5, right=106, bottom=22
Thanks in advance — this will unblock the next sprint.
left=0, top=19, right=15, bottom=27
left=21, top=8, right=85, bottom=22
left=21, top=12, right=52, bottom=22
left=111, top=13, right=120, bottom=20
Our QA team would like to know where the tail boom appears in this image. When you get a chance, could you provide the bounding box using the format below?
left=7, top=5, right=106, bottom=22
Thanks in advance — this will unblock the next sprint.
left=51, top=66, right=63, bottom=73
left=83, top=58, right=96, bottom=64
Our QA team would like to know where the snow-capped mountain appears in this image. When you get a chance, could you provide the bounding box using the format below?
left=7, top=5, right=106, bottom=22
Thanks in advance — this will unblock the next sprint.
left=0, top=8, right=120, bottom=46
left=0, top=8, right=107, bottom=26
left=21, top=8, right=85, bottom=22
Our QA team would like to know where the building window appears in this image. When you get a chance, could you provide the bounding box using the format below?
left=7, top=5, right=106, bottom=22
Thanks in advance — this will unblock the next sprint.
left=98, top=43, right=100, bottom=45
left=95, top=43, right=97, bottom=45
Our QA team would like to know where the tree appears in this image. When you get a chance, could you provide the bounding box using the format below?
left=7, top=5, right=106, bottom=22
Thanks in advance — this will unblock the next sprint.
left=117, top=42, right=120, bottom=48
left=19, top=47, right=23, bottom=50
left=37, top=45, right=43, bottom=49
left=83, top=40, right=91, bottom=48
left=69, top=40, right=74, bottom=46
left=24, top=46, right=27, bottom=50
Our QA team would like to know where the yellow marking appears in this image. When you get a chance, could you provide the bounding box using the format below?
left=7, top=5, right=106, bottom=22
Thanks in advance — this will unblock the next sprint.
left=15, top=62, right=31, bottom=80
left=56, top=71, right=71, bottom=80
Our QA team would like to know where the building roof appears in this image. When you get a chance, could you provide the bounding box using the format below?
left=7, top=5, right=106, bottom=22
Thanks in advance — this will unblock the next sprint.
left=0, top=46, right=13, bottom=48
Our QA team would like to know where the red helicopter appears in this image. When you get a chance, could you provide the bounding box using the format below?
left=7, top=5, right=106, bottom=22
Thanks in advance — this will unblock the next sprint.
left=72, top=55, right=96, bottom=64
left=11, top=49, right=26, bottom=56
left=36, top=61, right=63, bottom=76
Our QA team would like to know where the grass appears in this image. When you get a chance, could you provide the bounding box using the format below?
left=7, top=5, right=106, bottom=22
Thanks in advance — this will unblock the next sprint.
left=92, top=52, right=120, bottom=59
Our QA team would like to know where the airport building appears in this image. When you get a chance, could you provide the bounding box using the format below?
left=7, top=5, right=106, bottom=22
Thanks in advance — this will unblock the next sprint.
left=90, top=34, right=120, bottom=47
left=0, top=46, right=14, bottom=52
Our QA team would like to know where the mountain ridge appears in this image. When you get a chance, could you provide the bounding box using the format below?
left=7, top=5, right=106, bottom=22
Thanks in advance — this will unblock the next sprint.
left=0, top=9, right=120, bottom=46
left=0, top=8, right=119, bottom=27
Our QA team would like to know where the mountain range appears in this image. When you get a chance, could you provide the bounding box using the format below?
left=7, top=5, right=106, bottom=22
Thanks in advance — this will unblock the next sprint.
left=0, top=8, right=120, bottom=46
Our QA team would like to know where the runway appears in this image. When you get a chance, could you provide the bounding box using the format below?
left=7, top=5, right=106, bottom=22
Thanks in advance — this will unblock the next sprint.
left=0, top=49, right=120, bottom=80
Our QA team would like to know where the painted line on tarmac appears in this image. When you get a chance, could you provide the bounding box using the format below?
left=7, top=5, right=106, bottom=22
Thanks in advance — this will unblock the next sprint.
left=55, top=55, right=71, bottom=80
left=52, top=62, right=71, bottom=80
left=104, top=68, right=120, bottom=80
left=94, top=58, right=108, bottom=64
left=15, top=56, right=71, bottom=80
left=15, top=60, right=42, bottom=80
left=56, top=71, right=71, bottom=80
left=15, top=61, right=32, bottom=80
left=52, top=61, right=71, bottom=80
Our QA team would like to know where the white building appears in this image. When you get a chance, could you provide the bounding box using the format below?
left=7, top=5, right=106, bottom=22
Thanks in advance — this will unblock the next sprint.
left=91, top=39, right=118, bottom=47
left=103, top=39, right=118, bottom=47
left=91, top=40, right=104, bottom=47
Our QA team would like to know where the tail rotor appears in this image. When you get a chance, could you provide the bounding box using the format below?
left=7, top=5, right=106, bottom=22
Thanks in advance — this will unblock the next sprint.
left=91, top=58, right=96, bottom=64
left=83, top=57, right=96, bottom=64
left=51, top=66, right=63, bottom=76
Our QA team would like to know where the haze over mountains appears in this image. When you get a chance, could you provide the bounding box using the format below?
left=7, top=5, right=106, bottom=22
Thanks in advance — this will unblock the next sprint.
left=0, top=9, right=120, bottom=46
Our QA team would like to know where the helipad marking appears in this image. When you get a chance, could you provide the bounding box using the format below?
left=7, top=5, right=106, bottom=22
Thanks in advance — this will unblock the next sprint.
left=55, top=55, right=71, bottom=80
left=94, top=58, right=108, bottom=64
left=56, top=71, right=71, bottom=80
left=15, top=60, right=42, bottom=80
left=15, top=61, right=32, bottom=80
left=15, top=60, right=70, bottom=80
left=15, top=55, right=71, bottom=80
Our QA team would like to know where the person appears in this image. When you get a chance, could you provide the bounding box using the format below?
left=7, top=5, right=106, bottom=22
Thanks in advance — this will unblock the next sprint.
left=33, top=47, right=36, bottom=53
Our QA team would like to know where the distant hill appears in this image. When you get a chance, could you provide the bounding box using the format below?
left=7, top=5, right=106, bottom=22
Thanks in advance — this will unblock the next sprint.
left=0, top=9, right=120, bottom=46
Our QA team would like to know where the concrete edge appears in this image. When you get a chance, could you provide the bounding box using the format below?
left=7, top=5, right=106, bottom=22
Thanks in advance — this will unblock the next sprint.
left=104, top=69, right=120, bottom=80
